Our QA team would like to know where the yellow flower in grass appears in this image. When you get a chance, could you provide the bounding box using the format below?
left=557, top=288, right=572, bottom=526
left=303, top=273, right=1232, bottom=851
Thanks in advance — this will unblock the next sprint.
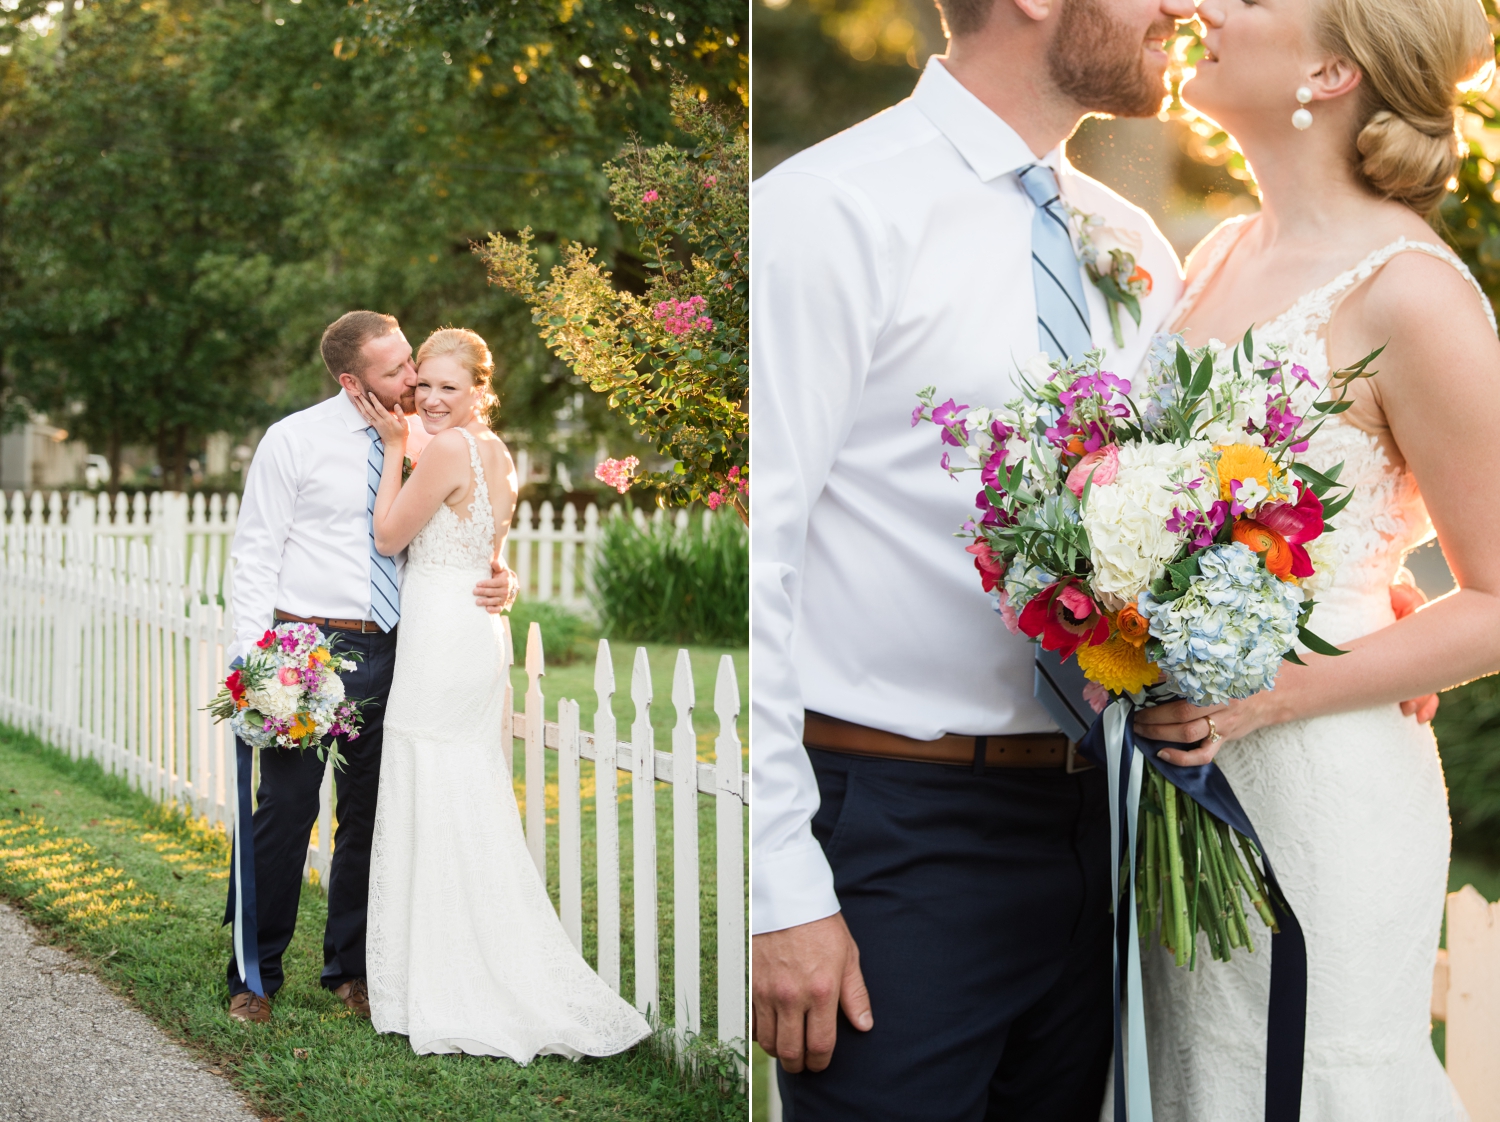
left=1212, top=443, right=1285, bottom=504
left=1076, top=631, right=1161, bottom=695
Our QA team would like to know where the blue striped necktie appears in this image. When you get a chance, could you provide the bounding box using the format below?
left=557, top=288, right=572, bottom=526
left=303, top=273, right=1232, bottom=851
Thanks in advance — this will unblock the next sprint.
left=365, top=427, right=400, bottom=632
left=1018, top=163, right=1094, bottom=364
left=1017, top=163, right=1095, bottom=741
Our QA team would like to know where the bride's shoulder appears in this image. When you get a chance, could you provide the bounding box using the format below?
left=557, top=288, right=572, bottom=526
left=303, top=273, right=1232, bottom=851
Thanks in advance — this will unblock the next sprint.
left=1355, top=245, right=1494, bottom=343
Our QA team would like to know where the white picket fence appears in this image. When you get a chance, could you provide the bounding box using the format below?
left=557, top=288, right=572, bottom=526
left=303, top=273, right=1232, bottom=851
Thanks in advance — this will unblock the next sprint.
left=0, top=490, right=610, bottom=611
left=0, top=515, right=747, bottom=1062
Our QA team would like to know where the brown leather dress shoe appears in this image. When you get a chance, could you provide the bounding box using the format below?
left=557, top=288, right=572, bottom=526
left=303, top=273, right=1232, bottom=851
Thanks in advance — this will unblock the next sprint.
left=334, top=978, right=371, bottom=1018
left=228, top=992, right=271, bottom=1024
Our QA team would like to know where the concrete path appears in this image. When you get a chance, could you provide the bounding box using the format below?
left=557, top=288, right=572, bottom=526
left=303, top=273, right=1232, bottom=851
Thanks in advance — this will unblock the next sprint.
left=0, top=900, right=257, bottom=1122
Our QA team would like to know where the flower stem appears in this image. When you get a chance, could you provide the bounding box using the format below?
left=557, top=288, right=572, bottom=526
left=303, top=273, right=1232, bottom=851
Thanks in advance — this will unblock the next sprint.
left=1161, top=776, right=1191, bottom=966
left=1107, top=299, right=1125, bottom=348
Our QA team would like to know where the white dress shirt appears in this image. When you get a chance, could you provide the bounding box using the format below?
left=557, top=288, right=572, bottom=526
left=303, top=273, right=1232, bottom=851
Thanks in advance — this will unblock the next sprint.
left=229, top=391, right=406, bottom=665
left=750, top=57, right=1184, bottom=935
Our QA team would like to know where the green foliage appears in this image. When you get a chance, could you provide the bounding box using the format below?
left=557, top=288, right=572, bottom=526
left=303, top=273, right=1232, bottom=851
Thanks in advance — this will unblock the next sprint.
left=1433, top=677, right=1500, bottom=863
left=506, top=597, right=597, bottom=667
left=481, top=88, right=748, bottom=519
left=592, top=509, right=747, bottom=645
left=0, top=0, right=747, bottom=485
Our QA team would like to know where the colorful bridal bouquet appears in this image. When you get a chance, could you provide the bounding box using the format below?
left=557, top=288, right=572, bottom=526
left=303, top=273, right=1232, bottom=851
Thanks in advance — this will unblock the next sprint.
left=914, top=329, right=1376, bottom=966
left=206, top=623, right=364, bottom=770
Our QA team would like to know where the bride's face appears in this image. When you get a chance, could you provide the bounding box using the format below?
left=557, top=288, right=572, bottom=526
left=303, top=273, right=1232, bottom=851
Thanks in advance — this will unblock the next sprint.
left=414, top=355, right=479, bottom=434
left=1185, top=0, right=1321, bottom=131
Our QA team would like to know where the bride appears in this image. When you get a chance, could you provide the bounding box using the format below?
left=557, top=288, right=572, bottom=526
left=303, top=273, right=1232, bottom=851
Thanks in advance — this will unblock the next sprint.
left=353, top=328, right=651, bottom=1061
left=1129, top=0, right=1499, bottom=1117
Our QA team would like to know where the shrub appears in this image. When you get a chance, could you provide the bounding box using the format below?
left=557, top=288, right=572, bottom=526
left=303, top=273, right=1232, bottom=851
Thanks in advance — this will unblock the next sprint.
left=504, top=598, right=596, bottom=666
left=591, top=509, right=747, bottom=646
left=1433, top=677, right=1500, bottom=863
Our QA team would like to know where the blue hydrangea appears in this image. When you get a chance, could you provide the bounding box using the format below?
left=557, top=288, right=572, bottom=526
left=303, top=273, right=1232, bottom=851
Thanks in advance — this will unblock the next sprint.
left=1137, top=542, right=1303, bottom=706
left=1002, top=562, right=1055, bottom=614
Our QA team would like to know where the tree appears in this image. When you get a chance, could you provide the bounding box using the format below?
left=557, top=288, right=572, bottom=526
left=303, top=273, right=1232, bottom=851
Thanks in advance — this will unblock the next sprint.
left=0, top=1, right=290, bottom=490
left=481, top=88, right=747, bottom=521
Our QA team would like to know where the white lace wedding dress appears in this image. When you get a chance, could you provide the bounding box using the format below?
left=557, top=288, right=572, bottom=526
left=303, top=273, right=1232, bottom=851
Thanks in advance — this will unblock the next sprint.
left=367, top=427, right=651, bottom=1060
left=1130, top=217, right=1484, bottom=1121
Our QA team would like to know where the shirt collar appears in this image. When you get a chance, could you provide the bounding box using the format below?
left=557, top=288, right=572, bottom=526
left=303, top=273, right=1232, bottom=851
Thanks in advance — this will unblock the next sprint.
left=911, top=56, right=1063, bottom=183
left=333, top=390, right=372, bottom=434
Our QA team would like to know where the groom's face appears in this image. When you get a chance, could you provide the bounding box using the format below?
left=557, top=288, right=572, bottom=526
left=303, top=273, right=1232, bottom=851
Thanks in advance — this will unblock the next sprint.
left=1047, top=0, right=1186, bottom=118
left=352, top=331, right=418, bottom=415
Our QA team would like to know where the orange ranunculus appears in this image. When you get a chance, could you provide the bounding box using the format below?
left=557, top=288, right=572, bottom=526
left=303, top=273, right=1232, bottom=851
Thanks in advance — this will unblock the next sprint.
left=1128, top=264, right=1153, bottom=297
left=1066, top=437, right=1087, bottom=456
left=1115, top=604, right=1150, bottom=647
left=235, top=696, right=248, bottom=710
left=1232, top=519, right=1295, bottom=578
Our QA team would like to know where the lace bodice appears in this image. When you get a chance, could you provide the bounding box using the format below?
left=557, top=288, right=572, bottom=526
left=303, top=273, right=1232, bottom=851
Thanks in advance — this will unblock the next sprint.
left=1165, top=218, right=1497, bottom=644
left=407, top=428, right=496, bottom=574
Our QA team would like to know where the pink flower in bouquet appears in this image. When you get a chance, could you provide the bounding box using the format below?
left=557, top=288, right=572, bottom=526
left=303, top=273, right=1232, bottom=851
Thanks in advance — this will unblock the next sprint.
left=1083, top=680, right=1111, bottom=714
left=1065, top=445, right=1119, bottom=497
left=1256, top=482, right=1323, bottom=578
left=595, top=456, right=640, bottom=494
left=930, top=399, right=970, bottom=446
left=1017, top=580, right=1110, bottom=660
left=996, top=589, right=1022, bottom=635
left=965, top=540, right=1004, bottom=593
left=278, top=666, right=301, bottom=687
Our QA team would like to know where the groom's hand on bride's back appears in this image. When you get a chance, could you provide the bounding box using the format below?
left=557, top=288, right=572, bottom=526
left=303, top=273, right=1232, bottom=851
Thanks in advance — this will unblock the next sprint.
left=473, top=561, right=518, bottom=613
left=753, top=911, right=872, bottom=1073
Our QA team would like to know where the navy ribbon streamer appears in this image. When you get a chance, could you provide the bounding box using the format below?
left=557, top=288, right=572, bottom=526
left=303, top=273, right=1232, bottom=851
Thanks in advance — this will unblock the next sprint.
left=1078, top=702, right=1306, bottom=1122
left=223, top=717, right=265, bottom=997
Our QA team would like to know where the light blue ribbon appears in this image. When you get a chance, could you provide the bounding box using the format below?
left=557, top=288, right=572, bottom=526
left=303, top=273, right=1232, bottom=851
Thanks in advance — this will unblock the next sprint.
left=1103, top=699, right=1152, bottom=1120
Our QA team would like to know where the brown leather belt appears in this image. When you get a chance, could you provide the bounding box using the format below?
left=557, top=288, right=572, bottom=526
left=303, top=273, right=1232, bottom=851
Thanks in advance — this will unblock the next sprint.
left=274, top=609, right=384, bottom=635
left=803, top=711, right=1090, bottom=772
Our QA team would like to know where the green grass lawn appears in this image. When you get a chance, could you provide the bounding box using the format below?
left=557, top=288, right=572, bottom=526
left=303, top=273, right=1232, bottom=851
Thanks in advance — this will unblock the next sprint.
left=0, top=717, right=747, bottom=1121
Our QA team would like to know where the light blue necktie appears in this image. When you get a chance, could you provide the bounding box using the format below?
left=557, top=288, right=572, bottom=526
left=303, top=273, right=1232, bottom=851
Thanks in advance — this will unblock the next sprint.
left=1018, top=163, right=1094, bottom=364
left=365, top=427, right=400, bottom=631
left=1017, top=164, right=1095, bottom=741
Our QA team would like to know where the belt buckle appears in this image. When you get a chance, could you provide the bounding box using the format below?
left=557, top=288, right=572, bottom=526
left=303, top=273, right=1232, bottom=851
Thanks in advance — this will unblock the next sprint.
left=1065, top=741, right=1093, bottom=773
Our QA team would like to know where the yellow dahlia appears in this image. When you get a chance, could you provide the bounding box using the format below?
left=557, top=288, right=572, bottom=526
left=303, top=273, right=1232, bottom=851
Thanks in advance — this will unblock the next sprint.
left=1212, top=443, right=1282, bottom=504
left=1076, top=632, right=1161, bottom=695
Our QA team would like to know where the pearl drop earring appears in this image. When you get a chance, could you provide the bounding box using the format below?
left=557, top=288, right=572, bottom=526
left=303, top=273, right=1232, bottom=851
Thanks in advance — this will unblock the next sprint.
left=1293, top=86, right=1313, bottom=130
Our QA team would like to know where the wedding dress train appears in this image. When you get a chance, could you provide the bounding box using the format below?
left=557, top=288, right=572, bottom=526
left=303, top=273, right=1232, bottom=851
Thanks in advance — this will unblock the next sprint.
left=1130, top=219, right=1478, bottom=1121
left=367, top=428, right=651, bottom=1060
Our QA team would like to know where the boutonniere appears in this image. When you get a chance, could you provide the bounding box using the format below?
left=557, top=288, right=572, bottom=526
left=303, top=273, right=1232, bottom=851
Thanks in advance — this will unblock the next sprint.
left=402, top=455, right=415, bottom=482
left=1067, top=207, right=1153, bottom=348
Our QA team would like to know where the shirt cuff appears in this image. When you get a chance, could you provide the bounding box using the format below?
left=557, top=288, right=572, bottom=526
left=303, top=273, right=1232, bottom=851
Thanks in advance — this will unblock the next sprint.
left=751, top=836, right=840, bottom=936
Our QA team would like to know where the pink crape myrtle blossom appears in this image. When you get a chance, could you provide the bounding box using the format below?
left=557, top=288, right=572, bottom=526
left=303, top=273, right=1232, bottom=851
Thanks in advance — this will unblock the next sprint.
left=642, top=189, right=659, bottom=203
left=654, top=294, right=714, bottom=336
left=595, top=456, right=640, bottom=494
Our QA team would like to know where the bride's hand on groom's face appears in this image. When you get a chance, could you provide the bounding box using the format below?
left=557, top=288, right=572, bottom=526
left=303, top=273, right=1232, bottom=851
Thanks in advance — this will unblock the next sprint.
left=352, top=389, right=408, bottom=448
left=1133, top=699, right=1240, bottom=767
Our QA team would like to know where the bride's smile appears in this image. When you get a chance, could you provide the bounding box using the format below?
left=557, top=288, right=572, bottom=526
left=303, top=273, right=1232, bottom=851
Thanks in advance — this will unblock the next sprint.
left=414, top=355, right=479, bottom=434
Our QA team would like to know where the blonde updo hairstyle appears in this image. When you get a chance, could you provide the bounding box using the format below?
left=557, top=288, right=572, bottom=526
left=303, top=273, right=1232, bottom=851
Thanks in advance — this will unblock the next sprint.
left=1314, top=0, right=1493, bottom=215
left=416, top=328, right=499, bottom=425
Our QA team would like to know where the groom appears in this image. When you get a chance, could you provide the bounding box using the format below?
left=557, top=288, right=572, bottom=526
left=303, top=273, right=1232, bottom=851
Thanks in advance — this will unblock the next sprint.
left=751, top=0, right=1192, bottom=1117
left=224, top=310, right=516, bottom=1023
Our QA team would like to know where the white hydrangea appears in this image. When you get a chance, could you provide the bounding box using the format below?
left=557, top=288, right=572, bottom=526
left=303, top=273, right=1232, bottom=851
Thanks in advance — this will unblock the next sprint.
left=1080, top=439, right=1209, bottom=602
left=1138, top=542, right=1304, bottom=705
left=1300, top=534, right=1341, bottom=596
left=248, top=679, right=300, bottom=722
left=322, top=671, right=345, bottom=704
